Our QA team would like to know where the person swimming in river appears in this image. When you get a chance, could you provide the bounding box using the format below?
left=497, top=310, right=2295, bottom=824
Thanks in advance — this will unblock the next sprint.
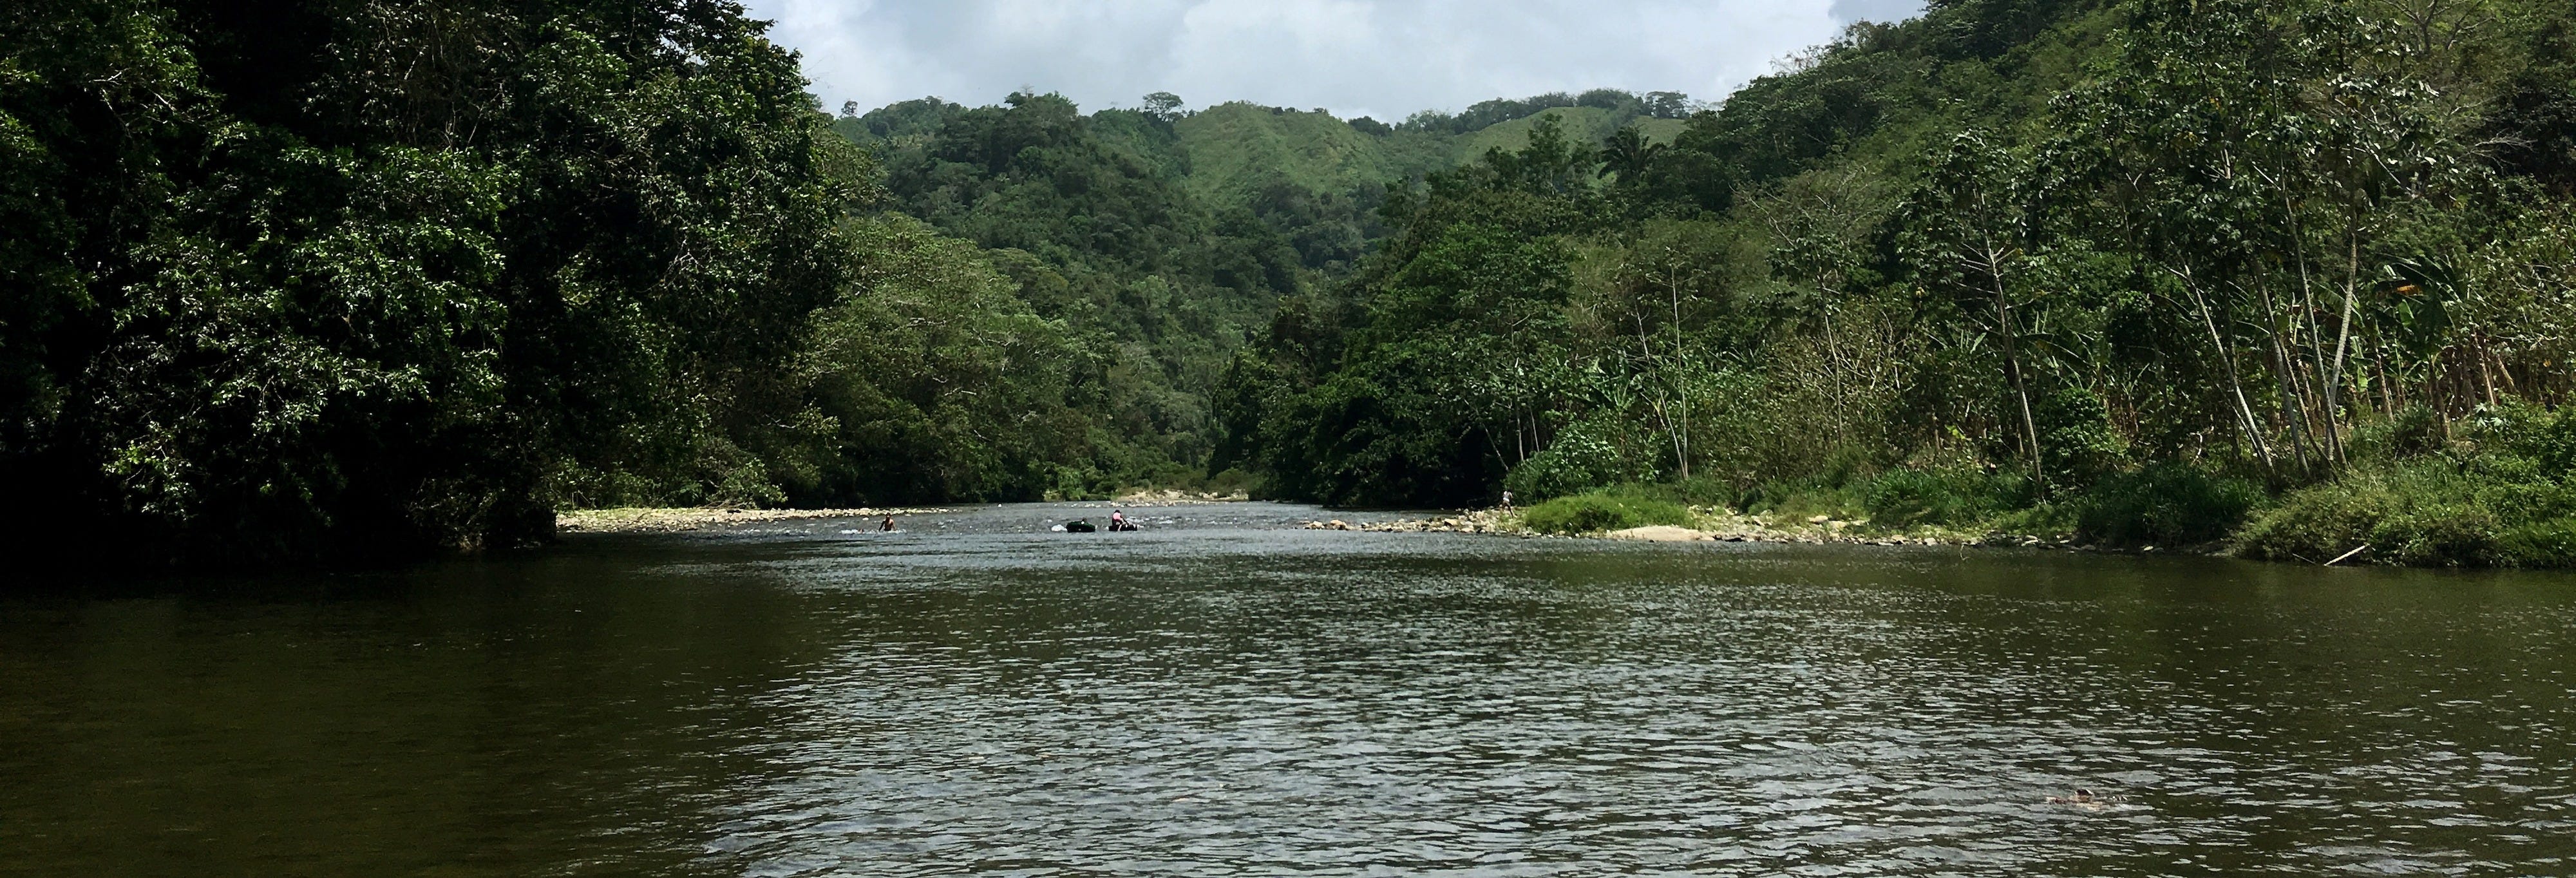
left=880, top=515, right=896, bottom=532
left=2047, top=788, right=2112, bottom=809
left=1110, top=510, right=1127, bottom=531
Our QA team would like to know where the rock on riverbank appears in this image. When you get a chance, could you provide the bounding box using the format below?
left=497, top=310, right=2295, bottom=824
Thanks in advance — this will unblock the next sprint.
left=1301, top=509, right=1515, bottom=533
left=1602, top=523, right=1959, bottom=546
left=1113, top=488, right=1252, bottom=505
left=557, top=506, right=949, bottom=533
left=1297, top=506, right=2159, bottom=552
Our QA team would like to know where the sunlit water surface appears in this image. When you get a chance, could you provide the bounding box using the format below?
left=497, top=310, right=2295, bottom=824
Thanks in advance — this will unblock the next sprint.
left=5, top=502, right=2574, bottom=876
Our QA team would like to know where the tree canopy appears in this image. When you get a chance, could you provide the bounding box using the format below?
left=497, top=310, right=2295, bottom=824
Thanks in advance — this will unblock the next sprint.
left=4, top=0, right=857, bottom=565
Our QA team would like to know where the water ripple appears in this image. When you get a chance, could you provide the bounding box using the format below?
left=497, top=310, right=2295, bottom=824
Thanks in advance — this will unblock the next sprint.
left=687, top=506, right=2576, bottom=876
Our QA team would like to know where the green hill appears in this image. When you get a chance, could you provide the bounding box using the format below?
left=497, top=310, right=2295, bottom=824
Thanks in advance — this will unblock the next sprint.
left=1171, top=102, right=1450, bottom=204
left=842, top=91, right=1700, bottom=216
left=1160, top=100, right=1692, bottom=207
left=819, top=88, right=1707, bottom=497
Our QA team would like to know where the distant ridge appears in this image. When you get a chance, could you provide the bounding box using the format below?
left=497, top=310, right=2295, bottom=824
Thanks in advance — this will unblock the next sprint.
left=835, top=89, right=1698, bottom=213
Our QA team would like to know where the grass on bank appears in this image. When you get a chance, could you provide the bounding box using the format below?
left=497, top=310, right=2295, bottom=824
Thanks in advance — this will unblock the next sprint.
left=1519, top=491, right=1694, bottom=534
left=2233, top=404, right=2576, bottom=567
left=1512, top=403, right=2576, bottom=566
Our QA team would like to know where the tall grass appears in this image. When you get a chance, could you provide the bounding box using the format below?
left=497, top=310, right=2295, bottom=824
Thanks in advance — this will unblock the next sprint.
left=1529, top=403, right=2576, bottom=568
left=1520, top=491, right=1694, bottom=534
left=2072, top=464, right=2262, bottom=547
left=2235, top=459, right=2576, bottom=567
left=2225, top=403, right=2576, bottom=567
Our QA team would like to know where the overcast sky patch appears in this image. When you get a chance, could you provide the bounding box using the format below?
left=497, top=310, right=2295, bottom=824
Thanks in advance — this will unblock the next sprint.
left=746, top=0, right=1927, bottom=120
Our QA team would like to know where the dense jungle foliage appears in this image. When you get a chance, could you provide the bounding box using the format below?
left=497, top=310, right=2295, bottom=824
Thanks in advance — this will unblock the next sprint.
left=1217, top=0, right=2576, bottom=566
left=0, top=0, right=1699, bottom=566
left=9, top=0, right=2575, bottom=569
left=3, top=0, right=870, bottom=565
left=815, top=83, right=1705, bottom=501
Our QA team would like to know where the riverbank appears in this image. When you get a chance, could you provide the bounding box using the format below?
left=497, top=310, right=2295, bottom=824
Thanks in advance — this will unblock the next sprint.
left=1113, top=488, right=1252, bottom=505
left=556, top=494, right=1255, bottom=536
left=556, top=506, right=952, bottom=533
left=1310, top=506, right=2183, bottom=553
left=564, top=501, right=2200, bottom=557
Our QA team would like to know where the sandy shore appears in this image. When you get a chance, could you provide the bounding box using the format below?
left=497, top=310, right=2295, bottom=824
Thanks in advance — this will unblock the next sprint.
left=1297, top=508, right=1910, bottom=542
left=1302, top=508, right=2192, bottom=553
left=556, top=506, right=951, bottom=534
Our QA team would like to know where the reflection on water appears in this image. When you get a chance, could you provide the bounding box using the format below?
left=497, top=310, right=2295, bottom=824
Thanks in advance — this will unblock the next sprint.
left=5, top=502, right=2574, bottom=875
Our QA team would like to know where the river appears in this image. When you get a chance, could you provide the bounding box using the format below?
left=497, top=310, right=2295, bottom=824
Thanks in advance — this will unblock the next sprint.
left=4, top=501, right=2572, bottom=875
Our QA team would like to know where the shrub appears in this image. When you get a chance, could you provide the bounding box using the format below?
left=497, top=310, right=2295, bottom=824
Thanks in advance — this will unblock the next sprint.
left=701, top=438, right=788, bottom=509
left=2392, top=404, right=2448, bottom=459
left=2377, top=502, right=2501, bottom=567
left=2490, top=402, right=2576, bottom=475
left=1506, top=415, right=1656, bottom=501
left=1732, top=479, right=1838, bottom=519
left=1521, top=492, right=1694, bottom=534
left=2235, top=463, right=2504, bottom=567
left=2233, top=477, right=2394, bottom=563
left=1862, top=466, right=2018, bottom=528
left=1627, top=475, right=1746, bottom=507
left=1987, top=501, right=2079, bottom=538
left=2035, top=387, right=2130, bottom=489
left=2497, top=517, right=2576, bottom=568
left=2074, top=464, right=2262, bottom=546
left=1203, top=467, right=1262, bottom=497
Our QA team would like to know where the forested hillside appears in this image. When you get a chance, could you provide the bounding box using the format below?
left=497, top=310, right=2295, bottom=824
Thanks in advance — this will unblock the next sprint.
left=824, top=84, right=1710, bottom=499
left=1220, top=0, right=2576, bottom=566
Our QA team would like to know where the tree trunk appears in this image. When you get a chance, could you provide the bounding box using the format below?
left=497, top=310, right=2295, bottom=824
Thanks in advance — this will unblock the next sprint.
left=1671, top=272, right=1690, bottom=482
left=2324, top=238, right=2362, bottom=467
left=2181, top=269, right=2275, bottom=472
left=1990, top=252, right=2044, bottom=492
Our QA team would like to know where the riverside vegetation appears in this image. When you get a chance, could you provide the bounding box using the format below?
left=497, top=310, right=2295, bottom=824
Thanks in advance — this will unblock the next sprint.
left=4, top=0, right=2573, bottom=569
left=1218, top=0, right=2576, bottom=568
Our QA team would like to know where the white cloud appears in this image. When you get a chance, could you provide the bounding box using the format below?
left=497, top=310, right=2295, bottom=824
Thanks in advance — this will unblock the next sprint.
left=745, top=0, right=1926, bottom=119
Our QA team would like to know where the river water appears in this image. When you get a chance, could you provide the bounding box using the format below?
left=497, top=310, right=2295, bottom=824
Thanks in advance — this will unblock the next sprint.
left=5, top=502, right=2573, bottom=876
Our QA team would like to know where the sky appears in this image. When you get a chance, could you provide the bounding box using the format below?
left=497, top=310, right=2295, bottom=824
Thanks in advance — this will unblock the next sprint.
left=743, top=0, right=1927, bottom=122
